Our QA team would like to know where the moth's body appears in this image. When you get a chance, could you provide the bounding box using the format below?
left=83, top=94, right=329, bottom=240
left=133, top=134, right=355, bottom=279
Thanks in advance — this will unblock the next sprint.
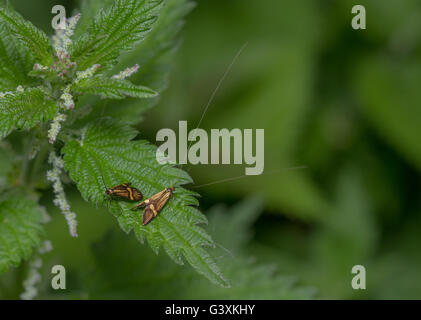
left=132, top=186, right=175, bottom=225
left=105, top=183, right=143, bottom=201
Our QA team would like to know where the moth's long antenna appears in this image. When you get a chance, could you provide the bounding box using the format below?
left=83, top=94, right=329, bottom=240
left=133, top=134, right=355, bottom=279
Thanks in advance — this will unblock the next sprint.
left=180, top=42, right=248, bottom=169
left=190, top=166, right=308, bottom=189
left=214, top=242, right=235, bottom=260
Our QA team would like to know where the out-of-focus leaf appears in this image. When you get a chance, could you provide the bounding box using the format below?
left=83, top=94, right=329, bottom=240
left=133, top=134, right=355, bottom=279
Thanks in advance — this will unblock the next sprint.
left=308, top=168, right=377, bottom=297
left=0, top=193, right=45, bottom=274
left=53, top=198, right=315, bottom=299
left=354, top=56, right=421, bottom=171
left=368, top=211, right=421, bottom=299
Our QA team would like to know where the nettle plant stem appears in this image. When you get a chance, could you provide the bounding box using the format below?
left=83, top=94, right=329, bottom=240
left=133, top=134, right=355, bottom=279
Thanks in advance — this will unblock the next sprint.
left=0, top=0, right=229, bottom=289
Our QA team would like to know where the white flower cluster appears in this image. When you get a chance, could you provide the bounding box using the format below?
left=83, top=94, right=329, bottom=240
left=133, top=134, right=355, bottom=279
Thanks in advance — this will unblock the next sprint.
left=56, top=63, right=101, bottom=113
left=33, top=63, right=49, bottom=71
left=46, top=152, right=78, bottom=237
left=20, top=257, right=42, bottom=300
left=56, top=53, right=76, bottom=79
left=0, top=85, right=24, bottom=98
left=40, top=206, right=52, bottom=224
left=20, top=241, right=53, bottom=300
left=75, top=64, right=101, bottom=81
left=32, top=64, right=50, bottom=79
left=60, top=85, right=74, bottom=110
left=112, top=64, right=139, bottom=80
left=0, top=91, right=14, bottom=98
left=38, top=240, right=53, bottom=254
left=48, top=113, right=67, bottom=144
left=53, top=13, right=81, bottom=55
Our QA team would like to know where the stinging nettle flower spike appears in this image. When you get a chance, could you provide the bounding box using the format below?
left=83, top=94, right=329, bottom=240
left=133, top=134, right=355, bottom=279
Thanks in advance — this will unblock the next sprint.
left=0, top=91, right=14, bottom=98
left=48, top=113, right=67, bottom=144
left=38, top=240, right=53, bottom=254
left=60, top=85, right=74, bottom=110
left=33, top=63, right=49, bottom=71
left=47, top=152, right=78, bottom=237
left=20, top=241, right=53, bottom=300
left=0, top=85, right=24, bottom=98
left=112, top=64, right=140, bottom=80
left=75, top=64, right=102, bottom=81
left=20, top=257, right=43, bottom=300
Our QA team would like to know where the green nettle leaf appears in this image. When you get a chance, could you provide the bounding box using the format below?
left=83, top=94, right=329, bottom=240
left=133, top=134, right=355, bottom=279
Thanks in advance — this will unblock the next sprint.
left=74, top=0, right=115, bottom=37
left=0, top=194, right=45, bottom=274
left=62, top=118, right=229, bottom=287
left=71, top=0, right=163, bottom=70
left=0, top=24, right=31, bottom=91
left=0, top=7, right=53, bottom=66
left=73, top=76, right=157, bottom=99
left=0, top=88, right=58, bottom=138
left=77, top=0, right=194, bottom=125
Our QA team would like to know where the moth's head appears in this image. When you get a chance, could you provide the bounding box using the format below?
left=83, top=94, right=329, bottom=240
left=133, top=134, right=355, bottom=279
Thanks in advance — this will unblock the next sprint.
left=169, top=186, right=175, bottom=192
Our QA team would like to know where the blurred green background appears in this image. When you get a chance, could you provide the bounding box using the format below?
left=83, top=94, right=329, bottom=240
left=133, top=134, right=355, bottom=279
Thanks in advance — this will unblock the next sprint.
left=1, top=0, right=421, bottom=299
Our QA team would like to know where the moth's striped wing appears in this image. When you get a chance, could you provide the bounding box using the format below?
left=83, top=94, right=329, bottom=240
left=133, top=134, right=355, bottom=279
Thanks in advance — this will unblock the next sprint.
left=142, top=206, right=156, bottom=225
left=155, top=190, right=172, bottom=212
left=106, top=183, right=143, bottom=201
left=138, top=188, right=174, bottom=225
